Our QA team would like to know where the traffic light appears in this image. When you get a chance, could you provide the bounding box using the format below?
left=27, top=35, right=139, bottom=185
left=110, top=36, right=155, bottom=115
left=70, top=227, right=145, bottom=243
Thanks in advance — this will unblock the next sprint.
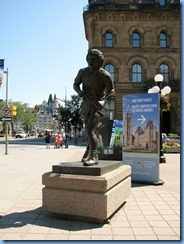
left=34, top=105, right=39, bottom=113
left=10, top=105, right=17, bottom=117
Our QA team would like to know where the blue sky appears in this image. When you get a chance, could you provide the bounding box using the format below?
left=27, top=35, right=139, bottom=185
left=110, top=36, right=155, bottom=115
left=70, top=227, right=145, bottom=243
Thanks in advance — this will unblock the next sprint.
left=0, top=0, right=183, bottom=110
left=0, top=0, right=88, bottom=107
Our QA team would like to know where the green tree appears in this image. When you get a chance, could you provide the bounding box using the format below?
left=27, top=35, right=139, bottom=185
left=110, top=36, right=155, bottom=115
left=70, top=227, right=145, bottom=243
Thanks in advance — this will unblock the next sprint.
left=1, top=101, right=37, bottom=134
left=66, top=95, right=83, bottom=135
left=58, top=105, right=71, bottom=132
left=13, top=102, right=37, bottom=133
left=0, top=100, right=6, bottom=133
left=56, top=95, right=83, bottom=135
left=0, top=100, right=6, bottom=117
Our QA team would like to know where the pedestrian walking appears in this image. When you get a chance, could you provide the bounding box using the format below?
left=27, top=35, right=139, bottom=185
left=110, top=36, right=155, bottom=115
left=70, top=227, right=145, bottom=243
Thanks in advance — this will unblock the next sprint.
left=74, top=134, right=78, bottom=145
left=64, top=133, right=69, bottom=148
left=45, top=131, right=51, bottom=149
left=55, top=132, right=63, bottom=148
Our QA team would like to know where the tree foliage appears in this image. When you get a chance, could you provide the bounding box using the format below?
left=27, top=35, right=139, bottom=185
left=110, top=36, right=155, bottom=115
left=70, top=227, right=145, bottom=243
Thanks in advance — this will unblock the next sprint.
left=67, top=95, right=83, bottom=134
left=160, top=95, right=171, bottom=112
left=57, top=95, right=83, bottom=134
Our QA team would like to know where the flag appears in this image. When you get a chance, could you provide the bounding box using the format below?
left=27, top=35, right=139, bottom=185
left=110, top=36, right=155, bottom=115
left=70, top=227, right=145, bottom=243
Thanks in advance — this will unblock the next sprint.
left=0, top=59, right=4, bottom=87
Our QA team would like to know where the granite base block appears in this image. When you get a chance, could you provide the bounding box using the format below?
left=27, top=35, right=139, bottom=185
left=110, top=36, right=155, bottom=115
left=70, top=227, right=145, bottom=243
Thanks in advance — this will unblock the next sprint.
left=42, top=165, right=131, bottom=193
left=42, top=163, right=131, bottom=223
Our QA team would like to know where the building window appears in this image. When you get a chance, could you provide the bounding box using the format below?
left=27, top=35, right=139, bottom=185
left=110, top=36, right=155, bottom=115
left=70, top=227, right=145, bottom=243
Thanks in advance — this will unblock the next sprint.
left=160, top=63, right=169, bottom=83
left=105, top=99, right=115, bottom=119
left=159, top=0, right=166, bottom=6
left=105, top=64, right=115, bottom=82
left=132, top=32, right=140, bottom=48
left=105, top=32, right=113, bottom=47
left=160, top=32, right=167, bottom=48
left=132, top=64, right=142, bottom=82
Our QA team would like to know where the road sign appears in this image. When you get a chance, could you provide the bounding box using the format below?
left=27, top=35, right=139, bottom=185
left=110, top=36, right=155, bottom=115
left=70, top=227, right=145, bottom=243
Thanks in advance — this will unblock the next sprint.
left=2, top=106, right=10, bottom=117
left=0, top=117, right=12, bottom=122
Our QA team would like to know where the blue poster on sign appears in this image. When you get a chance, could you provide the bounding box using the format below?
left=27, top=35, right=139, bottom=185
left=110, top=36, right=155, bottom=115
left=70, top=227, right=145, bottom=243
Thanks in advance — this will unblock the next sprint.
left=109, top=120, right=123, bottom=148
left=97, top=119, right=123, bottom=160
left=123, top=93, right=160, bottom=183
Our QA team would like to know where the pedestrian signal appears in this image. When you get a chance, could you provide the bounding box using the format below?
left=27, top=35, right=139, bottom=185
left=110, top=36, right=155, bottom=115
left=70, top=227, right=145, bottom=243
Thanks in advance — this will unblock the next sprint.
left=10, top=105, right=17, bottom=117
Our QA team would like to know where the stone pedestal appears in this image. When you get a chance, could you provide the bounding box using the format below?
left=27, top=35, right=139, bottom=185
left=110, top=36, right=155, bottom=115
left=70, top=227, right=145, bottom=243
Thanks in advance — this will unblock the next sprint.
left=42, top=161, right=131, bottom=223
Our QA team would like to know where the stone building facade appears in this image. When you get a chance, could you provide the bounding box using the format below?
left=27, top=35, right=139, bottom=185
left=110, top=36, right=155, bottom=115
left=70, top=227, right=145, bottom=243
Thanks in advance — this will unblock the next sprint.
left=83, top=0, right=180, bottom=135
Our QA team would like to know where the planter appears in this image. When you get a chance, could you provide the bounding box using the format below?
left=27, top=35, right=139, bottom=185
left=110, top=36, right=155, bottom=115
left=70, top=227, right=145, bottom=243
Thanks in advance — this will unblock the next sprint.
left=165, top=147, right=180, bottom=153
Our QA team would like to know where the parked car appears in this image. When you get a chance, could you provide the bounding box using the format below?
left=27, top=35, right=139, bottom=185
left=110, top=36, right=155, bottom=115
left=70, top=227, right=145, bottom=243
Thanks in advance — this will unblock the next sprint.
left=0, top=130, right=5, bottom=137
left=38, top=131, right=45, bottom=138
left=28, top=130, right=37, bottom=136
left=162, top=133, right=171, bottom=142
left=172, top=135, right=180, bottom=143
left=15, top=131, right=27, bottom=138
left=162, top=133, right=180, bottom=144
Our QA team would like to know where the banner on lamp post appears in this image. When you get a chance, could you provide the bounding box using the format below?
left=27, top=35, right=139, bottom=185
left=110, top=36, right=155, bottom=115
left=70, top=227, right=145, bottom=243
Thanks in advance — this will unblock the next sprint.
left=0, top=59, right=4, bottom=87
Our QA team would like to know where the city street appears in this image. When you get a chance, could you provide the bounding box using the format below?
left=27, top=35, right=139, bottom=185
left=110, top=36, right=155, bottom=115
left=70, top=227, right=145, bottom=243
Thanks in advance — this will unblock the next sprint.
left=0, top=136, right=48, bottom=147
left=0, top=138, right=180, bottom=240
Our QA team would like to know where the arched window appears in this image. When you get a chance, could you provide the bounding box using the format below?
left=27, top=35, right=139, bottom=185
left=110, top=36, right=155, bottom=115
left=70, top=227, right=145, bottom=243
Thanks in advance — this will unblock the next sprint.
left=160, top=32, right=167, bottom=48
left=132, top=64, right=142, bottom=82
left=105, top=32, right=113, bottom=47
left=132, top=32, right=140, bottom=48
left=105, top=64, right=115, bottom=82
left=160, top=63, right=169, bottom=83
left=159, top=0, right=166, bottom=6
left=105, top=99, right=115, bottom=119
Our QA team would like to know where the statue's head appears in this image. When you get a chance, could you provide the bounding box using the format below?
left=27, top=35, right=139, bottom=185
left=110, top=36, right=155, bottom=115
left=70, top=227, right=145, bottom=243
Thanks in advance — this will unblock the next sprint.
left=86, top=49, right=104, bottom=67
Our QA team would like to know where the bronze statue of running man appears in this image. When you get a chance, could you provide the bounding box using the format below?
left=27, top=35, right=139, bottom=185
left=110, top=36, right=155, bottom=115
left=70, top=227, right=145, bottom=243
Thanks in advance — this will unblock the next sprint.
left=73, top=49, right=115, bottom=166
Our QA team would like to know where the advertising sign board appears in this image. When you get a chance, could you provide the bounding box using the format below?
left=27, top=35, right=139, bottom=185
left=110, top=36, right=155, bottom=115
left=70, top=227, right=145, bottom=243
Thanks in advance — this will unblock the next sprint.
left=123, top=93, right=160, bottom=184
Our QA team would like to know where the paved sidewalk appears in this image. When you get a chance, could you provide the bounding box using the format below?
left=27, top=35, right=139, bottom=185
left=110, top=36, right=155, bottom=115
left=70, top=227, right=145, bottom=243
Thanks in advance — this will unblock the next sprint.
left=0, top=142, right=180, bottom=241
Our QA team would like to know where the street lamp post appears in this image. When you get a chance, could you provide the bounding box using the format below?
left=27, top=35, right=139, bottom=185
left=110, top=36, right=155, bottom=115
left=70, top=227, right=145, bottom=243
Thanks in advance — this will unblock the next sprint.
left=148, top=74, right=171, bottom=163
left=3, top=68, right=9, bottom=155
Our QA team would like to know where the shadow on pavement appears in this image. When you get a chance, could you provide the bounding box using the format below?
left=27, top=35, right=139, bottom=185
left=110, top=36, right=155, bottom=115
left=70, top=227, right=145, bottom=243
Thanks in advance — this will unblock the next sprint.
left=0, top=207, right=104, bottom=231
